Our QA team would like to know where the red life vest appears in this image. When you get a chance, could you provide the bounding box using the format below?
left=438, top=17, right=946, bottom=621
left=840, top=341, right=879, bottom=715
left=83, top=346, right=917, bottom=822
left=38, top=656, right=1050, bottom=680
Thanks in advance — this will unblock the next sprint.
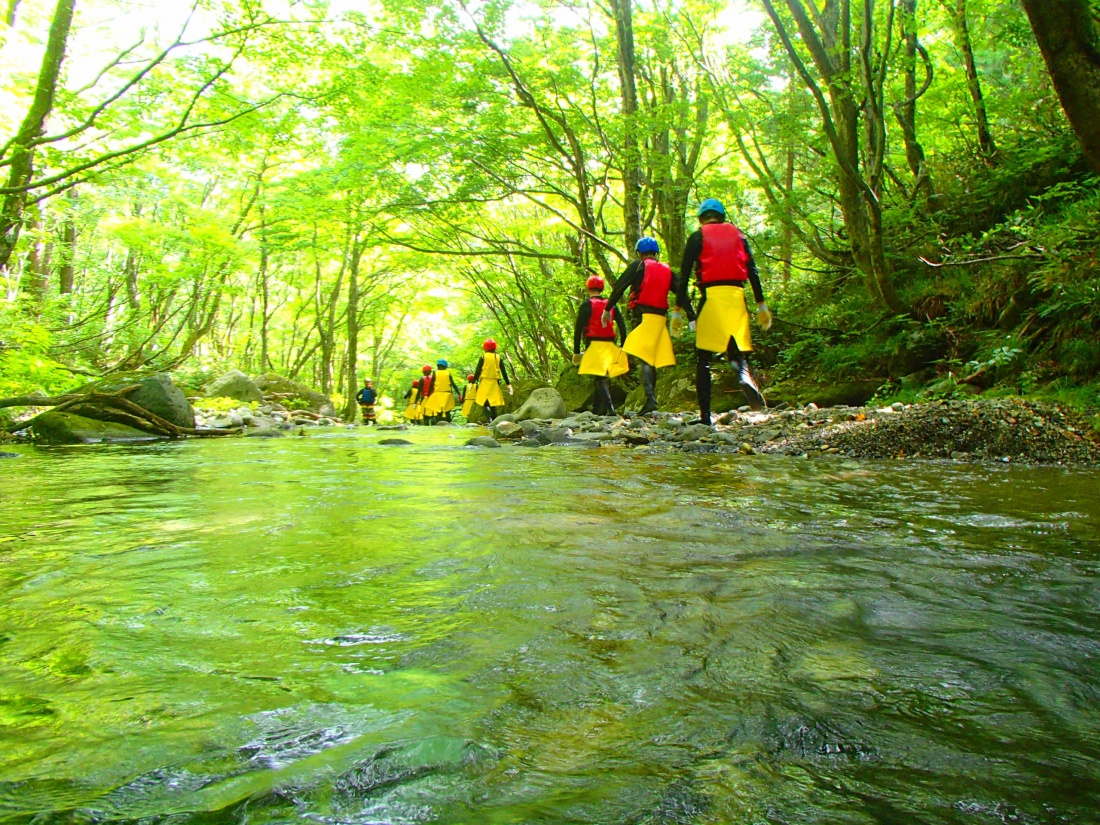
left=419, top=376, right=432, bottom=398
left=585, top=297, right=616, bottom=341
left=699, top=222, right=749, bottom=287
left=631, top=259, right=672, bottom=313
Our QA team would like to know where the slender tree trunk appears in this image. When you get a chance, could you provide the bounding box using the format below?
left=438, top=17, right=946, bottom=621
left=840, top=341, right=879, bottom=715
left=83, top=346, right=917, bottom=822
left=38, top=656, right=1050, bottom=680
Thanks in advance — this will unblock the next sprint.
left=0, top=0, right=76, bottom=271
left=609, top=0, right=642, bottom=247
left=1020, top=0, right=1100, bottom=176
left=951, top=0, right=997, bottom=159
left=781, top=145, right=795, bottom=284
left=5, top=0, right=21, bottom=27
left=896, top=0, right=934, bottom=198
left=24, top=210, right=49, bottom=303
left=343, top=240, right=364, bottom=422
left=58, top=187, right=76, bottom=294
left=259, top=243, right=270, bottom=371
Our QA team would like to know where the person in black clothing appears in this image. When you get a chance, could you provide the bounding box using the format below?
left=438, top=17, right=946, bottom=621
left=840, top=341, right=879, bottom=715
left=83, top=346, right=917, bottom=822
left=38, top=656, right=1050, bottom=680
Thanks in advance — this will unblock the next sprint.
left=355, top=379, right=378, bottom=425
left=573, top=274, right=629, bottom=415
left=676, top=198, right=773, bottom=422
left=603, top=237, right=679, bottom=413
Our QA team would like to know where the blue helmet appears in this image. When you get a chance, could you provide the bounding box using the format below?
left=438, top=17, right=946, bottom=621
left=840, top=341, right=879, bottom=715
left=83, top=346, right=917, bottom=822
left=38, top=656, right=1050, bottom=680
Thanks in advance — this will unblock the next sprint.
left=697, top=198, right=726, bottom=219
left=635, top=237, right=660, bottom=254
left=437, top=359, right=448, bottom=368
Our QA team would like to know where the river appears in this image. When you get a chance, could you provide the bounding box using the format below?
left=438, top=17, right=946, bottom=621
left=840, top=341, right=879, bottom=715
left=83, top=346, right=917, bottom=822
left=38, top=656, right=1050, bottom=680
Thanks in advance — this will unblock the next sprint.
left=2, top=428, right=1099, bottom=823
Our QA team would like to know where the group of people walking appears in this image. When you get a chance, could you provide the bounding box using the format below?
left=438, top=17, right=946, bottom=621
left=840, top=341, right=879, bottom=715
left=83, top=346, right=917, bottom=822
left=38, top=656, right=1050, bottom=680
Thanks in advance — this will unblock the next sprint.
left=356, top=198, right=771, bottom=427
left=574, top=197, right=772, bottom=424
left=399, top=340, right=515, bottom=425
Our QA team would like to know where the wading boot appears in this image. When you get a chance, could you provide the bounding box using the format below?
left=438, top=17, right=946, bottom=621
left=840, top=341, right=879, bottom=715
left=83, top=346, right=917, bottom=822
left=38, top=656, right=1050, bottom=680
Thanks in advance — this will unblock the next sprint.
left=596, top=378, right=616, bottom=417
left=640, top=363, right=659, bottom=415
left=695, top=358, right=713, bottom=425
left=733, top=357, right=766, bottom=411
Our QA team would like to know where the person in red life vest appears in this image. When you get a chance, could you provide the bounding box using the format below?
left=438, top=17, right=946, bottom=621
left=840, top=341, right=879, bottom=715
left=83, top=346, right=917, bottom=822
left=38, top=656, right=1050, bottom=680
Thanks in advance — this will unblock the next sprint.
left=417, top=365, right=434, bottom=425
left=473, top=338, right=513, bottom=421
left=572, top=274, right=628, bottom=415
left=602, top=237, right=680, bottom=414
left=460, top=373, right=477, bottom=419
left=676, top=198, right=773, bottom=421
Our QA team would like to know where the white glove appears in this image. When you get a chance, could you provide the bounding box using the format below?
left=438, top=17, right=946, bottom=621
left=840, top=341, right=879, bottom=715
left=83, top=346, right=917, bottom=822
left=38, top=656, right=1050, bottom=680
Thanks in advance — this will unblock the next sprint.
left=601, top=310, right=611, bottom=328
left=689, top=320, right=696, bottom=332
left=508, top=384, right=514, bottom=396
left=572, top=353, right=582, bottom=365
left=756, top=302, right=773, bottom=331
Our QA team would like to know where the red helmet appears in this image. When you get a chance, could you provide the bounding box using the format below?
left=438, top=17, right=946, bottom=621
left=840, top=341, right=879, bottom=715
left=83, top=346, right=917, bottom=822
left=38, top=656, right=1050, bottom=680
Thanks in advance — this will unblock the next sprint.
left=421, top=365, right=432, bottom=373
left=483, top=339, right=497, bottom=352
left=586, top=275, right=605, bottom=291
left=467, top=374, right=476, bottom=382
left=411, top=380, right=418, bottom=387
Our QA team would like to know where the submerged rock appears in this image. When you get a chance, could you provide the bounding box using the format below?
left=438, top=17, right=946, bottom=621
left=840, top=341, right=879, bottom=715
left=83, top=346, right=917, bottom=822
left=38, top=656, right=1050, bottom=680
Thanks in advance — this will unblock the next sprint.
left=0, top=451, right=20, bottom=458
left=466, top=436, right=502, bottom=448
left=377, top=438, right=413, bottom=446
left=245, top=428, right=286, bottom=438
left=493, top=421, right=524, bottom=440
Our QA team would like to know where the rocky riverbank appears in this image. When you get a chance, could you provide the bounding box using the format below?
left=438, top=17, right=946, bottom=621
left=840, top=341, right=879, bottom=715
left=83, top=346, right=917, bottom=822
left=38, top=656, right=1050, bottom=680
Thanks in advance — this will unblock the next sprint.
left=469, top=398, right=1100, bottom=466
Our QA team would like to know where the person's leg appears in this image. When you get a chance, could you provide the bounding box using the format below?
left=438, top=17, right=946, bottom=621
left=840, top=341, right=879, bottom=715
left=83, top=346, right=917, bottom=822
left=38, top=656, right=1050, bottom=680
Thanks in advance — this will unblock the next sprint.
left=696, top=348, right=714, bottom=425
left=597, top=377, right=615, bottom=416
left=484, top=402, right=496, bottom=421
left=640, top=362, right=658, bottom=414
left=727, top=337, right=765, bottom=410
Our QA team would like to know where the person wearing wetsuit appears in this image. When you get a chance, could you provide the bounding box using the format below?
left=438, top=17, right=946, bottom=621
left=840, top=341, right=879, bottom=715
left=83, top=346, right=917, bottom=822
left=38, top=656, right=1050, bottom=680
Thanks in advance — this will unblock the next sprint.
left=404, top=380, right=420, bottom=423
left=417, top=365, right=434, bottom=425
left=677, top=198, right=773, bottom=422
left=425, top=359, right=460, bottom=423
left=573, top=274, right=629, bottom=415
left=473, top=339, right=513, bottom=420
left=603, top=237, right=680, bottom=414
left=355, top=378, right=378, bottom=425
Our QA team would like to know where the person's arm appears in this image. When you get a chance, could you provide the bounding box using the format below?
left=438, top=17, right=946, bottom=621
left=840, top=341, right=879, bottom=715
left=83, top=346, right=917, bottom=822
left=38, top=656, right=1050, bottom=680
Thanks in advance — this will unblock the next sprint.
left=450, top=373, right=459, bottom=393
left=499, top=356, right=511, bottom=386
left=613, top=307, right=627, bottom=345
left=574, top=300, right=591, bottom=355
left=678, top=231, right=703, bottom=321
left=473, top=356, right=484, bottom=381
left=605, top=262, right=642, bottom=313
left=743, top=237, right=764, bottom=304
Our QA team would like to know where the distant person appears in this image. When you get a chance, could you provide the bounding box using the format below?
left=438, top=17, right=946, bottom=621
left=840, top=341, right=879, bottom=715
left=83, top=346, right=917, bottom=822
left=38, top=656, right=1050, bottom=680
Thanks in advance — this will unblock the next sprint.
left=473, top=339, right=513, bottom=421
left=417, top=365, right=434, bottom=425
left=461, top=373, right=477, bottom=419
left=404, top=380, right=420, bottom=423
left=355, top=378, right=378, bottom=425
left=677, top=198, right=772, bottom=422
left=573, top=274, right=628, bottom=415
left=425, top=359, right=459, bottom=423
left=603, top=237, right=679, bottom=414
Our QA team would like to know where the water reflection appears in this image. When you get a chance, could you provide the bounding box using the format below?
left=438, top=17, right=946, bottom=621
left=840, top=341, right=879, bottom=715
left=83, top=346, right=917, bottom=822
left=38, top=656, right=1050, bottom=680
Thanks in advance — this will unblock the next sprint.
left=1, top=431, right=1098, bottom=822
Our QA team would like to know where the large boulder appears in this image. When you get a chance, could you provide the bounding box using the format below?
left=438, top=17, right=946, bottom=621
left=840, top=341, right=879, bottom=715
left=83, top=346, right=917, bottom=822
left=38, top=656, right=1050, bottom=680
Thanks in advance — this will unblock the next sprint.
left=206, top=370, right=263, bottom=403
left=555, top=367, right=593, bottom=412
left=253, top=373, right=335, bottom=416
left=514, top=388, right=567, bottom=421
left=32, top=412, right=163, bottom=445
left=82, top=373, right=195, bottom=429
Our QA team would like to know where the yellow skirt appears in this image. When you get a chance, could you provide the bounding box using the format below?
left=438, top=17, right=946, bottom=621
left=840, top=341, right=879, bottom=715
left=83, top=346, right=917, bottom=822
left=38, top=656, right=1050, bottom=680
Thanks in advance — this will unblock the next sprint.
left=461, top=398, right=474, bottom=418
left=579, top=340, right=629, bottom=378
left=404, top=402, right=418, bottom=419
left=475, top=380, right=505, bottom=407
left=623, top=313, right=676, bottom=368
left=696, top=285, right=752, bottom=353
left=425, top=391, right=455, bottom=415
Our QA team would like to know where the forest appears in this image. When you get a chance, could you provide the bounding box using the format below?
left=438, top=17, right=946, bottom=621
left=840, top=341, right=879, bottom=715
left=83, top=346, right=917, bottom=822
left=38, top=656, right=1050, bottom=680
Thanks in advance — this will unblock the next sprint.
left=1, top=0, right=1098, bottom=420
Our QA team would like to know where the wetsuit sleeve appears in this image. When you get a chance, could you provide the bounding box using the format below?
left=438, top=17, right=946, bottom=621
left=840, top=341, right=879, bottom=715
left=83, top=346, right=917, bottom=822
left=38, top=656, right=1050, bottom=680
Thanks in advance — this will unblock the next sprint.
left=744, top=237, right=764, bottom=304
left=613, top=307, right=627, bottom=345
left=574, top=300, right=592, bottom=354
left=678, top=230, right=703, bottom=321
left=604, top=261, right=643, bottom=312
left=450, top=374, right=459, bottom=392
left=473, top=356, right=484, bottom=381
left=355, top=389, right=364, bottom=403
left=500, top=358, right=511, bottom=385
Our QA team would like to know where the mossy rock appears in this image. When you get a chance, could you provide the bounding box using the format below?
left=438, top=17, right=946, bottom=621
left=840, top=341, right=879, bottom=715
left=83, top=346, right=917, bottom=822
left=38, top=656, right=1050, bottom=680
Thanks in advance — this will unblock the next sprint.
left=765, top=379, right=884, bottom=408
left=253, top=373, right=334, bottom=415
left=32, top=412, right=164, bottom=445
left=79, top=373, right=195, bottom=429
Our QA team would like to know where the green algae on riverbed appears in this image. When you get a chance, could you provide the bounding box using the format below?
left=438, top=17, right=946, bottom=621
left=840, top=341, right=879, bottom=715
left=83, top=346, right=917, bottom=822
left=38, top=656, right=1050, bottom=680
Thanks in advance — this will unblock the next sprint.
left=1, top=428, right=1099, bottom=822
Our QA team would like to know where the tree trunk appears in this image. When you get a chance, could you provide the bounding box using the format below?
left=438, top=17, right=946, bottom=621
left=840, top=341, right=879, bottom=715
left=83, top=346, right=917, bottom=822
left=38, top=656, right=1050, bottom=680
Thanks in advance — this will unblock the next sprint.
left=895, top=0, right=934, bottom=198
left=343, top=239, right=365, bottom=422
left=5, top=0, right=20, bottom=28
left=1020, top=0, right=1100, bottom=176
left=951, top=0, right=997, bottom=159
left=609, top=0, right=642, bottom=247
left=0, top=0, right=76, bottom=271
left=58, top=187, right=76, bottom=294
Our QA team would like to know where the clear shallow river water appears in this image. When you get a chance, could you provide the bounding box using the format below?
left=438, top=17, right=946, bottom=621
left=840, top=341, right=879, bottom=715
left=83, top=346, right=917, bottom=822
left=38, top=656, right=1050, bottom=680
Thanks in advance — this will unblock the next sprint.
left=1, top=428, right=1099, bottom=824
